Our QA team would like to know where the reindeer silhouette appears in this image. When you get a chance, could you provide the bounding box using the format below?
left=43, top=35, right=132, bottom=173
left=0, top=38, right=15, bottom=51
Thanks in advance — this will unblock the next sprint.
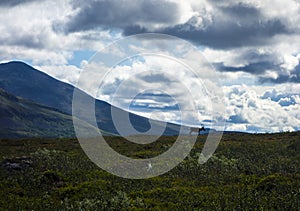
left=189, top=124, right=205, bottom=135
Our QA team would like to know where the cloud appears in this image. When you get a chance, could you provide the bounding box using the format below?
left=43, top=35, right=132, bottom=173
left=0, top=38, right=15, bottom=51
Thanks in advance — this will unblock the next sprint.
left=0, top=0, right=40, bottom=7
left=33, top=64, right=82, bottom=85
left=261, top=88, right=299, bottom=106
left=57, top=0, right=181, bottom=33
left=53, top=0, right=300, bottom=85
left=219, top=2, right=261, bottom=18
left=204, top=45, right=300, bottom=85
left=214, top=61, right=280, bottom=75
left=224, top=85, right=300, bottom=132
left=130, top=93, right=179, bottom=110
left=52, top=0, right=299, bottom=52
left=121, top=1, right=292, bottom=50
left=52, top=0, right=298, bottom=86
left=156, top=17, right=289, bottom=50
left=260, top=62, right=300, bottom=83
left=0, top=1, right=119, bottom=66
left=2, top=0, right=299, bottom=83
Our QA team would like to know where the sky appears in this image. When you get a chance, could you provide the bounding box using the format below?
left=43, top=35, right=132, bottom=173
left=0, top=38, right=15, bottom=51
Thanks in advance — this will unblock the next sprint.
left=0, top=0, right=300, bottom=133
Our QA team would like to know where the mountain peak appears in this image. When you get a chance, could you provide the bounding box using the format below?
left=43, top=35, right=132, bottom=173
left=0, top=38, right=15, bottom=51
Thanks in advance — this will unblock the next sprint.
left=0, top=61, right=75, bottom=114
left=0, top=60, right=32, bottom=68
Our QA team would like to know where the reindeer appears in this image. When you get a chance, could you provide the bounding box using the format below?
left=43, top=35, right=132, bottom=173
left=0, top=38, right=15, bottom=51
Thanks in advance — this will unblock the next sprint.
left=189, top=124, right=205, bottom=135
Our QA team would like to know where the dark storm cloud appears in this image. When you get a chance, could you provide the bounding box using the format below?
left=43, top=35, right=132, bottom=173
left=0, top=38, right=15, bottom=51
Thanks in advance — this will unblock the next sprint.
left=50, top=0, right=298, bottom=85
left=213, top=50, right=297, bottom=84
left=123, top=25, right=147, bottom=37
left=218, top=2, right=261, bottom=18
left=59, top=0, right=179, bottom=33
left=150, top=18, right=289, bottom=50
left=122, top=2, right=291, bottom=49
left=290, top=64, right=300, bottom=83
left=260, top=63, right=300, bottom=83
left=214, top=61, right=280, bottom=75
left=214, top=50, right=281, bottom=74
left=0, top=30, right=47, bottom=49
left=239, top=50, right=277, bottom=63
left=0, top=0, right=39, bottom=7
left=215, top=58, right=300, bottom=84
left=56, top=0, right=292, bottom=50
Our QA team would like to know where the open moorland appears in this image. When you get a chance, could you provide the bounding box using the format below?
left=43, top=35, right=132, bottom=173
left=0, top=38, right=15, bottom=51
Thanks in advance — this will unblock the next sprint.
left=0, top=132, right=300, bottom=210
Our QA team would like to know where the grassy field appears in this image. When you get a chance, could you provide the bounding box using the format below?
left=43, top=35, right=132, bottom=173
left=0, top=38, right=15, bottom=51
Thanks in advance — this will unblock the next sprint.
left=0, top=132, right=300, bottom=210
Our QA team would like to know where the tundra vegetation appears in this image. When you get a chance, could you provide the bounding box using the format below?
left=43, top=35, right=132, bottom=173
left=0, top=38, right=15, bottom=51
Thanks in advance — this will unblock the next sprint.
left=0, top=132, right=299, bottom=210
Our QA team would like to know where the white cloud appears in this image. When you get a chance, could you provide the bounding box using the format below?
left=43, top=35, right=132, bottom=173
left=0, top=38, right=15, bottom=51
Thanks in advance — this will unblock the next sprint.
left=281, top=54, right=299, bottom=71
left=224, top=85, right=300, bottom=132
left=0, top=0, right=118, bottom=67
left=33, top=64, right=82, bottom=85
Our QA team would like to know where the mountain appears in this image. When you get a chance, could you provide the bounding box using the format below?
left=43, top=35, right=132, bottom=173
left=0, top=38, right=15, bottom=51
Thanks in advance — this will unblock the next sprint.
left=0, top=61, right=182, bottom=137
left=0, top=88, right=106, bottom=138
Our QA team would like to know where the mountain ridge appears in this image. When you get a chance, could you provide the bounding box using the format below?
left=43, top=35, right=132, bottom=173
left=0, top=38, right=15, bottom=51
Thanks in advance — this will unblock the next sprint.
left=0, top=61, right=183, bottom=137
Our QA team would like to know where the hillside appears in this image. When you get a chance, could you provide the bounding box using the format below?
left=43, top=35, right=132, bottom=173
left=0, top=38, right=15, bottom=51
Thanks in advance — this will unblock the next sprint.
left=0, top=89, right=103, bottom=138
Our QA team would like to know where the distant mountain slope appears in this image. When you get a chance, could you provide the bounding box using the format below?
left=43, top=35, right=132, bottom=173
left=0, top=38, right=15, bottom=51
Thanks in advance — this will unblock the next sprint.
left=0, top=89, right=103, bottom=138
left=0, top=61, right=182, bottom=136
